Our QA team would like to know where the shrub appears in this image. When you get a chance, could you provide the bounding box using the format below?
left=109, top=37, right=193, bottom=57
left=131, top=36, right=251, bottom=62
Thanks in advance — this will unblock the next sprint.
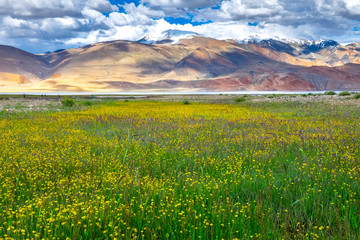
left=354, top=93, right=360, bottom=99
left=324, top=91, right=336, bottom=95
left=339, top=91, right=351, bottom=96
left=183, top=100, right=190, bottom=105
left=62, top=97, right=75, bottom=107
left=80, top=100, right=93, bottom=106
left=235, top=97, right=246, bottom=103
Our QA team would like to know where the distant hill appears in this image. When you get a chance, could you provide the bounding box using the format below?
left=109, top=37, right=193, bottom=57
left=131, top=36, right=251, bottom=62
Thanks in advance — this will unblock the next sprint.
left=0, top=33, right=360, bottom=92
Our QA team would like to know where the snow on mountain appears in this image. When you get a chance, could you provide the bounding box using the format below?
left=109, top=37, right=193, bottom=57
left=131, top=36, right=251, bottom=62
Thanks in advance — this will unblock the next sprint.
left=235, top=34, right=340, bottom=55
left=138, top=29, right=199, bottom=44
left=236, top=34, right=339, bottom=47
left=138, top=30, right=341, bottom=54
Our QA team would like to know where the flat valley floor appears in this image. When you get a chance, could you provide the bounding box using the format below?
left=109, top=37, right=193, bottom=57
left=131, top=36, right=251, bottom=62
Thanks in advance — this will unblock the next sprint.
left=0, top=93, right=359, bottom=239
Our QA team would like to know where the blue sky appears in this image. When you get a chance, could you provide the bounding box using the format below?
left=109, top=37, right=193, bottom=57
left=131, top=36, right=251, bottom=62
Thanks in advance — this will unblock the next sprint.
left=0, top=0, right=359, bottom=53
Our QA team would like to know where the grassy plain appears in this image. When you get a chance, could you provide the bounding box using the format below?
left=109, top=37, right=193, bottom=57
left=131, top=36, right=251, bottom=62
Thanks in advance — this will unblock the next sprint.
left=0, top=95, right=359, bottom=239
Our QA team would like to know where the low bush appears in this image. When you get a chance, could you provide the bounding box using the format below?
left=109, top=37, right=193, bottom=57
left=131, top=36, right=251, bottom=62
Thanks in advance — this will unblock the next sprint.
left=235, top=97, right=246, bottom=103
left=339, top=91, right=351, bottom=96
left=324, top=91, right=336, bottom=95
left=62, top=97, right=75, bottom=107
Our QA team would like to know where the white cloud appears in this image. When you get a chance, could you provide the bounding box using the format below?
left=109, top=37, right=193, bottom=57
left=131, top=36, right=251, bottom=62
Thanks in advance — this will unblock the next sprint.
left=40, top=17, right=84, bottom=34
left=0, top=0, right=359, bottom=53
left=86, top=0, right=118, bottom=12
left=139, top=0, right=221, bottom=18
left=141, top=0, right=220, bottom=8
left=0, top=0, right=118, bottom=18
left=340, top=0, right=360, bottom=18
left=194, top=0, right=359, bottom=39
left=0, top=0, right=79, bottom=18
left=124, top=3, right=166, bottom=19
left=197, top=0, right=359, bottom=24
left=81, top=8, right=108, bottom=25
left=109, top=11, right=154, bottom=26
left=220, top=0, right=283, bottom=19
left=2, top=16, right=37, bottom=28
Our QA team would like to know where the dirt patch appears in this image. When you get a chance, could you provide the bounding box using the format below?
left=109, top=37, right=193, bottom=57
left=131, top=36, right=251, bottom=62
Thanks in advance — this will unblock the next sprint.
left=0, top=97, right=62, bottom=112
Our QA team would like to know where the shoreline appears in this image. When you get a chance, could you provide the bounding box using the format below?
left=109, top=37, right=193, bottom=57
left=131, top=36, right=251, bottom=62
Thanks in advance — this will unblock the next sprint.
left=0, top=90, right=357, bottom=96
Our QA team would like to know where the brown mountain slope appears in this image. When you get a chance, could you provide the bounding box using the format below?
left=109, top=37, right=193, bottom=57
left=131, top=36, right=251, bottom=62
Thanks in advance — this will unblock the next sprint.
left=0, top=72, right=31, bottom=87
left=32, top=41, right=193, bottom=91
left=0, top=45, right=53, bottom=83
left=241, top=41, right=360, bottom=67
left=0, top=37, right=360, bottom=92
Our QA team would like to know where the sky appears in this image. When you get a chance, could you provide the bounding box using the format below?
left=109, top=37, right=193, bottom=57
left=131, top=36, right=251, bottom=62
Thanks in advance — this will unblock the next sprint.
left=0, top=0, right=359, bottom=53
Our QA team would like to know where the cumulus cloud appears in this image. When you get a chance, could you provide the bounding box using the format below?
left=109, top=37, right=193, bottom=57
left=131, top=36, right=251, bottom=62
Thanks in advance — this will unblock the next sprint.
left=0, top=0, right=359, bottom=53
left=109, top=11, right=153, bottom=26
left=123, top=3, right=166, bottom=19
left=315, top=0, right=360, bottom=19
left=197, top=0, right=359, bottom=23
left=86, top=0, right=119, bottom=12
left=0, top=0, right=79, bottom=19
left=195, top=0, right=359, bottom=39
left=81, top=8, right=107, bottom=24
left=220, top=0, right=283, bottom=20
left=141, top=0, right=220, bottom=9
left=0, top=0, right=118, bottom=19
left=137, top=0, right=221, bottom=19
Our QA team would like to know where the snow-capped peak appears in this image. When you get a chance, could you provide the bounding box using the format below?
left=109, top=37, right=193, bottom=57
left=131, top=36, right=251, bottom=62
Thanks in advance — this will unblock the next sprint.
left=236, top=34, right=340, bottom=48
left=236, top=34, right=315, bottom=46
left=234, top=35, right=340, bottom=55
left=236, top=34, right=274, bottom=44
left=138, top=29, right=199, bottom=45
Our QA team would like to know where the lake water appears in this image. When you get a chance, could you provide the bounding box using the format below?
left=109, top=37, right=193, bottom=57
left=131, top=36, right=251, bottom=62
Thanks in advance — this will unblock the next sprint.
left=0, top=91, right=351, bottom=96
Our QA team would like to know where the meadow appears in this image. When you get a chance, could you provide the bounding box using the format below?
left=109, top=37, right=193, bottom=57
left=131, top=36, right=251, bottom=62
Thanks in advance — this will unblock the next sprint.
left=0, top=96, right=359, bottom=239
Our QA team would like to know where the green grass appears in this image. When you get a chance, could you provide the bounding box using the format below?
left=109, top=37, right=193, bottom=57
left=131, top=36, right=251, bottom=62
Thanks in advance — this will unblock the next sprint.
left=0, top=99, right=359, bottom=239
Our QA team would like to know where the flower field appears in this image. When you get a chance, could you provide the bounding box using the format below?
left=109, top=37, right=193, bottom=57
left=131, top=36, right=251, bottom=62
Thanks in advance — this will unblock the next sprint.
left=0, top=99, right=359, bottom=239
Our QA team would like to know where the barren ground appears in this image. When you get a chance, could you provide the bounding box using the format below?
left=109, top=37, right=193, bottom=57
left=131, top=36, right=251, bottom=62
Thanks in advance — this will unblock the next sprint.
left=0, top=93, right=359, bottom=112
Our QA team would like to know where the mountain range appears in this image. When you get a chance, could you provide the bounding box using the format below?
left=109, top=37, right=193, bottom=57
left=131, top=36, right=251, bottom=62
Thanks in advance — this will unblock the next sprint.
left=0, top=30, right=360, bottom=92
